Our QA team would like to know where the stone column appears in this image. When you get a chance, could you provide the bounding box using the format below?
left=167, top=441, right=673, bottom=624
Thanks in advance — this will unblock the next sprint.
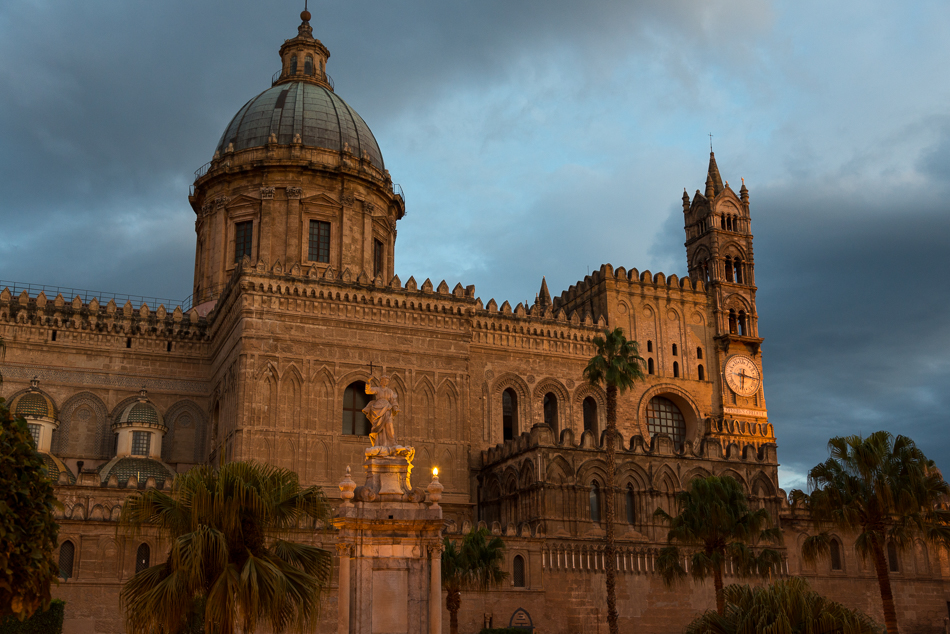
left=337, top=543, right=351, bottom=634
left=429, top=544, right=443, bottom=634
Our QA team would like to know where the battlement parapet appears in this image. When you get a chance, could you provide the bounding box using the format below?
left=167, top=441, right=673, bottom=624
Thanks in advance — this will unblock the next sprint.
left=554, top=263, right=707, bottom=312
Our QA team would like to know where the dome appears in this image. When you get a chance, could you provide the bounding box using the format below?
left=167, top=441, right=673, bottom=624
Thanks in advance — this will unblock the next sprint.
left=41, top=453, right=75, bottom=485
left=114, top=390, right=165, bottom=431
left=12, top=389, right=55, bottom=420
left=97, top=457, right=175, bottom=489
left=214, top=81, right=384, bottom=172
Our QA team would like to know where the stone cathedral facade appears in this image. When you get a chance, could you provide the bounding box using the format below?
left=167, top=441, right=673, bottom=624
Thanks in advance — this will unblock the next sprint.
left=2, top=11, right=948, bottom=634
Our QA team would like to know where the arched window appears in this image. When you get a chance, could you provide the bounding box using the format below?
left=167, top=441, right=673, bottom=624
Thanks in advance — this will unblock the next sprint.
left=625, top=485, right=635, bottom=524
left=502, top=388, right=517, bottom=441
left=343, top=382, right=371, bottom=435
left=734, top=258, right=743, bottom=283
left=589, top=482, right=601, bottom=523
left=887, top=542, right=899, bottom=572
left=304, top=55, right=314, bottom=75
left=829, top=539, right=842, bottom=571
left=738, top=311, right=748, bottom=336
left=672, top=344, right=678, bottom=356
left=647, top=396, right=686, bottom=450
left=289, top=55, right=298, bottom=75
left=647, top=358, right=654, bottom=375
left=513, top=555, right=526, bottom=588
left=697, top=347, right=703, bottom=360
left=582, top=397, right=597, bottom=435
left=698, top=364, right=705, bottom=381
left=673, top=362, right=679, bottom=378
left=725, top=256, right=734, bottom=282
left=728, top=309, right=738, bottom=335
left=136, top=543, right=150, bottom=573
left=720, top=215, right=726, bottom=230
left=59, top=541, right=75, bottom=580
left=543, top=392, right=558, bottom=431
left=647, top=340, right=653, bottom=353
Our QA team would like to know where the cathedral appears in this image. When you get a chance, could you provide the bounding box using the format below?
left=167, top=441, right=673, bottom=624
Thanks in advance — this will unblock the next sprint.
left=2, top=10, right=948, bottom=634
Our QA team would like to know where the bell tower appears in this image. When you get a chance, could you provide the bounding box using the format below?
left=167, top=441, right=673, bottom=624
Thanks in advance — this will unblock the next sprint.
left=683, top=151, right=767, bottom=421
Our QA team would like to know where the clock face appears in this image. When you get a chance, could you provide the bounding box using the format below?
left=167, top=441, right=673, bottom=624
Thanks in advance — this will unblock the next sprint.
left=724, top=355, right=761, bottom=396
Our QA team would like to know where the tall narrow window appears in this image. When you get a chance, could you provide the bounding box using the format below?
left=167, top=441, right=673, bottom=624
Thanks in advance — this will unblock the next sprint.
left=729, top=310, right=738, bottom=335
left=583, top=397, right=597, bottom=436
left=738, top=311, right=748, bottom=336
left=543, top=392, right=558, bottom=431
left=830, top=539, right=842, bottom=571
left=724, top=256, right=734, bottom=282
left=234, top=221, right=253, bottom=263
left=308, top=220, right=331, bottom=263
left=513, top=555, right=526, bottom=588
left=589, top=482, right=601, bottom=523
left=343, top=382, right=371, bottom=435
left=672, top=344, right=678, bottom=356
left=648, top=358, right=655, bottom=375
left=698, top=364, right=705, bottom=381
left=697, top=347, right=703, bottom=360
left=131, top=431, right=151, bottom=457
left=27, top=423, right=41, bottom=447
left=502, top=389, right=517, bottom=441
left=136, top=543, right=151, bottom=573
left=373, top=239, right=384, bottom=278
left=647, top=396, right=686, bottom=451
left=625, top=485, right=636, bottom=524
left=304, top=55, right=314, bottom=75
left=647, top=340, right=653, bottom=353
left=673, top=362, right=679, bottom=378
left=887, top=542, right=899, bottom=572
left=59, top=541, right=75, bottom=580
left=734, top=258, right=743, bottom=283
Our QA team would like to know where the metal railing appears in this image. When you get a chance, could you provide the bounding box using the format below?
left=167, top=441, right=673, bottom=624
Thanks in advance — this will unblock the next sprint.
left=194, top=161, right=211, bottom=182
left=393, top=183, right=405, bottom=204
left=0, top=280, right=192, bottom=312
left=271, top=69, right=334, bottom=89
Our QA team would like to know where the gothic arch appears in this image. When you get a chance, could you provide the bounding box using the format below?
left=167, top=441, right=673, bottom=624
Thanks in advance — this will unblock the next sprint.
left=717, top=468, right=749, bottom=492
left=723, top=293, right=754, bottom=314
left=413, top=376, right=436, bottom=439
left=751, top=472, right=776, bottom=497
left=310, top=366, right=335, bottom=432
left=572, top=384, right=606, bottom=436
left=162, top=399, right=208, bottom=464
left=533, top=378, right=570, bottom=430
left=652, top=465, right=680, bottom=493
left=439, top=448, right=453, bottom=489
left=279, top=364, right=304, bottom=430
left=58, top=391, right=109, bottom=458
left=519, top=459, right=536, bottom=488
left=436, top=379, right=460, bottom=441
left=617, top=462, right=649, bottom=490
left=637, top=384, right=703, bottom=448
left=576, top=458, right=608, bottom=485
left=545, top=455, right=574, bottom=484
left=719, top=241, right=748, bottom=260
left=682, top=466, right=713, bottom=485
left=491, top=373, right=531, bottom=441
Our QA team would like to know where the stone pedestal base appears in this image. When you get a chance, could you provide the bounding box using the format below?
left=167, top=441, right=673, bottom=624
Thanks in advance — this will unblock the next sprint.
left=334, top=447, right=443, bottom=634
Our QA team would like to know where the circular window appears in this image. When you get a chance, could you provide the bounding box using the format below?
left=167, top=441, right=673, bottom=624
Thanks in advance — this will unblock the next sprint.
left=647, top=396, right=686, bottom=449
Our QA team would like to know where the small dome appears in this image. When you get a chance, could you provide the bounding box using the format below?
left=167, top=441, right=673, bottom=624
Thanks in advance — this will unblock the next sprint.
left=97, top=457, right=175, bottom=489
left=41, top=453, right=75, bottom=485
left=115, top=390, right=165, bottom=431
left=214, top=81, right=384, bottom=171
left=11, top=389, right=55, bottom=420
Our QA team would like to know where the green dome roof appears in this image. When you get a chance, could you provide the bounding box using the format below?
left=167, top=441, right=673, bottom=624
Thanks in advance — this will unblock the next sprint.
left=12, top=391, right=55, bottom=419
left=214, top=81, right=384, bottom=171
left=41, top=453, right=75, bottom=485
left=97, top=457, right=175, bottom=489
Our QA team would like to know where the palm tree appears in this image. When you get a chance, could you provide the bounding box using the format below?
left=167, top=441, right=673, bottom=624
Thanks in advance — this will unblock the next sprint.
left=654, top=475, right=782, bottom=616
left=790, top=431, right=950, bottom=634
left=441, top=527, right=508, bottom=634
left=685, top=577, right=882, bottom=634
left=583, top=326, right=645, bottom=634
left=118, top=461, right=333, bottom=634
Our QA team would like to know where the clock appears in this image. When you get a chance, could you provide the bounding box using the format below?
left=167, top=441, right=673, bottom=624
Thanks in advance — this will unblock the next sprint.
left=724, top=355, right=761, bottom=396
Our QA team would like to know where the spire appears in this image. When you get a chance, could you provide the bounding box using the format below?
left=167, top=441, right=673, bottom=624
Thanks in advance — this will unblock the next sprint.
left=706, top=151, right=724, bottom=197
left=682, top=188, right=690, bottom=212
left=298, top=3, right=314, bottom=39
left=537, top=277, right=552, bottom=310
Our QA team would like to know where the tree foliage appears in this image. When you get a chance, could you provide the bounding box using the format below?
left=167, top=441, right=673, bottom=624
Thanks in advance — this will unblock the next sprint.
left=442, top=528, right=507, bottom=634
left=118, top=461, right=333, bottom=634
left=685, top=577, right=882, bottom=634
left=0, top=398, right=60, bottom=621
left=655, top=475, right=782, bottom=616
left=790, top=431, right=950, bottom=634
left=583, top=327, right=645, bottom=634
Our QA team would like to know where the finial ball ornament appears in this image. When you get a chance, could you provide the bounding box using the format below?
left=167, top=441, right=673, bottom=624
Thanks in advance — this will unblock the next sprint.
left=301, top=10, right=311, bottom=21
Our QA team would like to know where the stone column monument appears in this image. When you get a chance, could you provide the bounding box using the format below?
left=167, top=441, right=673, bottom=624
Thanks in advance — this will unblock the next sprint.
left=334, top=376, right=445, bottom=634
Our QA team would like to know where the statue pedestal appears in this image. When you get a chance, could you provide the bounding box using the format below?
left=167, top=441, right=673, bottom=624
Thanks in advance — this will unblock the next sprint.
left=334, top=447, right=443, bottom=634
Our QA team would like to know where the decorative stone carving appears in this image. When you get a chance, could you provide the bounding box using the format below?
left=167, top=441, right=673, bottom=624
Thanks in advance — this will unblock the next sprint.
left=286, top=186, right=302, bottom=198
left=426, top=470, right=444, bottom=508
left=339, top=466, right=356, bottom=507
left=260, top=186, right=275, bottom=199
left=362, top=375, right=400, bottom=450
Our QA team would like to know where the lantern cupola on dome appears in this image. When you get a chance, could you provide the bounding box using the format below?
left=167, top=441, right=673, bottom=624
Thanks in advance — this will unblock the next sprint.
left=10, top=378, right=74, bottom=484
left=98, top=388, right=175, bottom=488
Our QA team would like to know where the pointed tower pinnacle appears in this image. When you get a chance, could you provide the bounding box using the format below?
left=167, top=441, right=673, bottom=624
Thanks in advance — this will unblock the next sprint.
left=706, top=151, right=724, bottom=197
left=537, top=276, right=552, bottom=310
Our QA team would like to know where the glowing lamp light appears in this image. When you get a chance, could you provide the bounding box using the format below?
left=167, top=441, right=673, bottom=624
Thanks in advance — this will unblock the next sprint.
left=432, top=467, right=439, bottom=477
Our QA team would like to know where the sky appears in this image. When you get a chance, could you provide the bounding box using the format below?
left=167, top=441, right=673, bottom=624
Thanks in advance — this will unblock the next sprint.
left=1, top=0, right=949, bottom=492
